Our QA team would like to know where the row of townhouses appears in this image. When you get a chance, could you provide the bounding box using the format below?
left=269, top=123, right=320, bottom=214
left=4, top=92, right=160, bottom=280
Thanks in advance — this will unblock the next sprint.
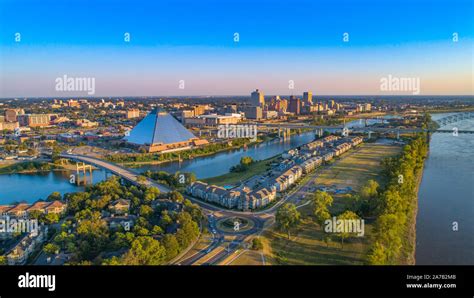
left=302, top=135, right=340, bottom=151
left=186, top=182, right=277, bottom=211
left=0, top=201, right=67, bottom=218
left=271, top=165, right=303, bottom=192
left=187, top=136, right=363, bottom=210
left=301, top=156, right=323, bottom=174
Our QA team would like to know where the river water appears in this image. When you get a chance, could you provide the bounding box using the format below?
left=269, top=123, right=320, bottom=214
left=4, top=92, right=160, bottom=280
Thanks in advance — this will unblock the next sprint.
left=415, top=113, right=474, bottom=264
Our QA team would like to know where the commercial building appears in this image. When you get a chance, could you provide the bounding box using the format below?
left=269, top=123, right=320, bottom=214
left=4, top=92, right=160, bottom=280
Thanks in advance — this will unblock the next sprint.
left=124, top=108, right=209, bottom=153
left=250, top=89, right=265, bottom=107
left=198, top=114, right=242, bottom=126
left=289, top=96, right=301, bottom=115
left=242, top=106, right=263, bottom=120
left=18, top=114, right=54, bottom=127
left=303, top=91, right=313, bottom=105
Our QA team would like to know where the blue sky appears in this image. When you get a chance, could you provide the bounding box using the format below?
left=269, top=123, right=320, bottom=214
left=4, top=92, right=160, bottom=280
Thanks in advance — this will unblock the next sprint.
left=0, top=0, right=473, bottom=96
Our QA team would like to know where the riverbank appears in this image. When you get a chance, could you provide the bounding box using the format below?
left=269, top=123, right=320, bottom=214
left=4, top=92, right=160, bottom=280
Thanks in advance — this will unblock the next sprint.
left=0, top=161, right=63, bottom=175
left=406, top=163, right=424, bottom=265
left=111, top=137, right=268, bottom=168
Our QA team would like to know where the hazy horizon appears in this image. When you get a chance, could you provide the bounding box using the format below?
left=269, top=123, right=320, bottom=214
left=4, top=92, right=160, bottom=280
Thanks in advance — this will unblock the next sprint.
left=1, top=0, right=473, bottom=97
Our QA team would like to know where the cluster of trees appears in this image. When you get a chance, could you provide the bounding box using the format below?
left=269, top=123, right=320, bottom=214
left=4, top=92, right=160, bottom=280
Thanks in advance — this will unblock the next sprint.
left=230, top=156, right=255, bottom=173
left=311, top=116, right=343, bottom=126
left=142, top=171, right=196, bottom=188
left=347, top=179, right=381, bottom=217
left=106, top=138, right=252, bottom=163
left=45, top=177, right=202, bottom=265
left=367, top=136, right=428, bottom=265
left=312, top=191, right=362, bottom=247
left=0, top=161, right=59, bottom=174
left=104, top=211, right=200, bottom=265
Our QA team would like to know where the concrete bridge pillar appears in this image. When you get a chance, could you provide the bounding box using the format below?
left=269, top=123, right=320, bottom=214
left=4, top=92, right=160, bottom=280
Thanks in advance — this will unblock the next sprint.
left=76, top=162, right=93, bottom=185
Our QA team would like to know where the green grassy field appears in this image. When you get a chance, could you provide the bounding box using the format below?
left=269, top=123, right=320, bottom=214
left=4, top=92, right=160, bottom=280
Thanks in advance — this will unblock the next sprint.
left=203, top=156, right=279, bottom=186
left=260, top=142, right=402, bottom=265
left=315, top=143, right=402, bottom=191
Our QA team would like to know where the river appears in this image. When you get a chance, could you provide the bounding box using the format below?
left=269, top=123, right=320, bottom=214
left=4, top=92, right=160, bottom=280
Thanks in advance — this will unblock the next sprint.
left=415, top=113, right=474, bottom=264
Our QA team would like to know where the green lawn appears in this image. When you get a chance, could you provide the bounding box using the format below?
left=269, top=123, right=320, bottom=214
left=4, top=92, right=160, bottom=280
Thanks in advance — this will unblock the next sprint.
left=203, top=156, right=279, bottom=186
left=314, top=143, right=402, bottom=191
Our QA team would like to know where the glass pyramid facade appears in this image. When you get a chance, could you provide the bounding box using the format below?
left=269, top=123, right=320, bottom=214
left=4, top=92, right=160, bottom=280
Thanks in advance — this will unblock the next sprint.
left=124, top=109, right=196, bottom=146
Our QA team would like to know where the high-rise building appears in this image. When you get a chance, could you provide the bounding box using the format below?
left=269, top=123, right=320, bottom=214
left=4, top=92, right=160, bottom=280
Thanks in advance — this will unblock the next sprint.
left=289, top=96, right=301, bottom=115
left=303, top=92, right=313, bottom=105
left=250, top=89, right=265, bottom=107
left=242, top=106, right=263, bottom=120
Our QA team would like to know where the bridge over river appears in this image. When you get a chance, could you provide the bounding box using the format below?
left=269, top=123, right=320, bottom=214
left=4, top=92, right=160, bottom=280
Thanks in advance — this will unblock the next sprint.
left=59, top=153, right=171, bottom=193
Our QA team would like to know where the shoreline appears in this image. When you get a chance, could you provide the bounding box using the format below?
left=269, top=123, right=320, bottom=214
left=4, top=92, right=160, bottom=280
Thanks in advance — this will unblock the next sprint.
left=407, top=162, right=425, bottom=265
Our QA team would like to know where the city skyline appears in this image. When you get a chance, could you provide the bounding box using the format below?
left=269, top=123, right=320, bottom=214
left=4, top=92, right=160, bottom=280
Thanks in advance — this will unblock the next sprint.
left=0, top=0, right=473, bottom=97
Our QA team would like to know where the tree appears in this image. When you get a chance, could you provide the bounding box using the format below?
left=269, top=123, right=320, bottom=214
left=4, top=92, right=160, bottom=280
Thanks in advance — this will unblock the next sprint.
left=43, top=213, right=60, bottom=224
left=356, top=180, right=381, bottom=216
left=360, top=180, right=379, bottom=200
left=151, top=225, right=164, bottom=235
left=372, top=214, right=402, bottom=264
left=162, top=234, right=180, bottom=260
left=139, top=205, right=154, bottom=218
left=136, top=175, right=147, bottom=184
left=251, top=238, right=263, bottom=250
left=47, top=192, right=62, bottom=202
left=43, top=243, right=60, bottom=255
left=143, top=187, right=160, bottom=203
left=76, top=215, right=110, bottom=260
left=336, top=211, right=361, bottom=247
left=0, top=255, right=6, bottom=265
left=275, top=203, right=301, bottom=239
left=367, top=241, right=387, bottom=265
left=168, top=191, right=184, bottom=203
left=240, top=156, right=253, bottom=166
left=312, top=191, right=333, bottom=227
left=122, top=236, right=167, bottom=265
left=160, top=210, right=173, bottom=229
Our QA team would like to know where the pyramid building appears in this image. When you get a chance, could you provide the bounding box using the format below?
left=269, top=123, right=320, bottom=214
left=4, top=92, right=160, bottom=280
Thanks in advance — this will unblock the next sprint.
left=124, top=108, right=208, bottom=153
